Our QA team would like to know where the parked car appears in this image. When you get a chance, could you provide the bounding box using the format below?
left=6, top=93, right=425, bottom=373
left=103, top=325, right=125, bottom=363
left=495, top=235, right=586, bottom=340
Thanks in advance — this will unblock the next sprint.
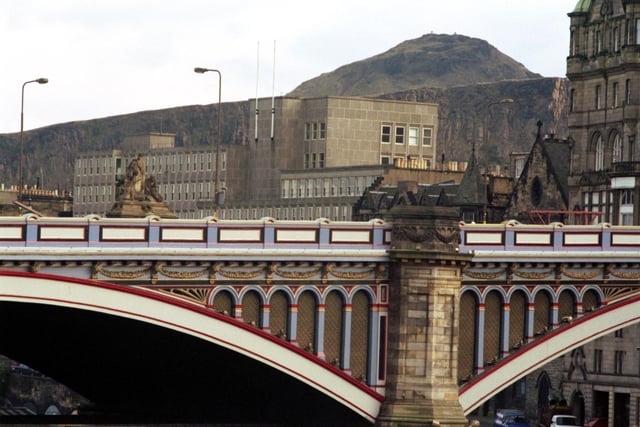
left=583, top=418, right=607, bottom=427
left=551, top=415, right=580, bottom=427
left=494, top=409, right=530, bottom=427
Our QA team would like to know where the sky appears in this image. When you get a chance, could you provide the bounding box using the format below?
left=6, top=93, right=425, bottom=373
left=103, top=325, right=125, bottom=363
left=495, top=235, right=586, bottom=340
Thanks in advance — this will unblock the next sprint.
left=1, top=0, right=576, bottom=133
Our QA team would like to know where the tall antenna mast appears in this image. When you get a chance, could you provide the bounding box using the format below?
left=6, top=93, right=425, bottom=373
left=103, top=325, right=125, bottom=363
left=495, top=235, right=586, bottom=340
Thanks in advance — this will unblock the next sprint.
left=270, top=40, right=276, bottom=141
left=254, top=41, right=260, bottom=143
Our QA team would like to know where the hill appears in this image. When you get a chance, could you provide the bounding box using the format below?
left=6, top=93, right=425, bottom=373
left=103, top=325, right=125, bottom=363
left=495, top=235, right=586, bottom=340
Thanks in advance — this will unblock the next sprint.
left=0, top=34, right=567, bottom=193
left=288, top=33, right=542, bottom=97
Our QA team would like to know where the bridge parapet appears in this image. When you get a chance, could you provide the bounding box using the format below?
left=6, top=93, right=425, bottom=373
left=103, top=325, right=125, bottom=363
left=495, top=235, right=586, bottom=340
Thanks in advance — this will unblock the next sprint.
left=460, top=220, right=640, bottom=254
left=0, top=214, right=391, bottom=251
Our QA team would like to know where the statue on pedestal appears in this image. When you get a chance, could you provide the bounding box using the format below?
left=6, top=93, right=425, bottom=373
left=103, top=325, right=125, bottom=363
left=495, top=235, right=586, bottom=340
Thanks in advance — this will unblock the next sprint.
left=108, top=154, right=177, bottom=219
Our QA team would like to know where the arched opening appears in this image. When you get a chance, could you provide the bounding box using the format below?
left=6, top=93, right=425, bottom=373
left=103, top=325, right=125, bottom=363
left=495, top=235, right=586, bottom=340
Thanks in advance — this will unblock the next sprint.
left=533, top=290, right=552, bottom=335
left=558, top=289, right=577, bottom=320
left=212, top=289, right=234, bottom=316
left=582, top=289, right=602, bottom=313
left=459, top=291, right=478, bottom=380
left=297, top=291, right=318, bottom=354
left=509, top=289, right=527, bottom=350
left=483, top=291, right=502, bottom=367
left=269, top=290, right=290, bottom=340
left=241, top=289, right=261, bottom=327
left=350, top=290, right=371, bottom=383
left=537, top=371, right=552, bottom=425
left=324, top=291, right=344, bottom=367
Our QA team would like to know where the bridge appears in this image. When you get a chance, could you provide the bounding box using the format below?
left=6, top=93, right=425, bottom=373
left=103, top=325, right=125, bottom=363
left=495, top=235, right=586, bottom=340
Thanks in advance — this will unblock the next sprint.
left=0, top=211, right=638, bottom=425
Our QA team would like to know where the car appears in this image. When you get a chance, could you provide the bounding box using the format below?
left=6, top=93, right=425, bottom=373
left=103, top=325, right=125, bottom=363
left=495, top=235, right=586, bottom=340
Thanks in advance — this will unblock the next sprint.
left=494, top=409, right=530, bottom=427
left=551, top=415, right=580, bottom=427
left=583, top=418, right=607, bottom=427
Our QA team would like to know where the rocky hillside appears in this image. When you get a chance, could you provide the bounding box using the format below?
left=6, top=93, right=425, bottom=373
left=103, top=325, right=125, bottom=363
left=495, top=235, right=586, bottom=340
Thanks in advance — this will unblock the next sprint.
left=288, top=33, right=542, bottom=97
left=0, top=34, right=568, bottom=192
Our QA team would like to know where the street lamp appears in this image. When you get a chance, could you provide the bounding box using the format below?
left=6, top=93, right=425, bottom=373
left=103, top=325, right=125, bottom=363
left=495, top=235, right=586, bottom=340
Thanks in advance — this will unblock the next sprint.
left=194, top=67, right=222, bottom=217
left=483, top=98, right=513, bottom=223
left=19, top=77, right=48, bottom=201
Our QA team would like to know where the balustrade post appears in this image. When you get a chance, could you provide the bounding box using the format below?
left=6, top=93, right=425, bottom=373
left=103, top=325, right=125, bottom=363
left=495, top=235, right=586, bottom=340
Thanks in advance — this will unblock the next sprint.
left=376, top=205, right=472, bottom=427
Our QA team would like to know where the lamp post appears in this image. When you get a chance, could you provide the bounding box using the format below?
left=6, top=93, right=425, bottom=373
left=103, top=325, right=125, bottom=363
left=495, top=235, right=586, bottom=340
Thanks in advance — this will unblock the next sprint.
left=19, top=77, right=48, bottom=201
left=194, top=67, right=222, bottom=217
left=483, top=98, right=513, bottom=223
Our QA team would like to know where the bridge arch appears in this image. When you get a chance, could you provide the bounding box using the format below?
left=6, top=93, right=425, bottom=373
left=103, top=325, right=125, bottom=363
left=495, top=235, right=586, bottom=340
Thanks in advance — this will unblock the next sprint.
left=0, top=271, right=383, bottom=423
left=459, top=293, right=640, bottom=415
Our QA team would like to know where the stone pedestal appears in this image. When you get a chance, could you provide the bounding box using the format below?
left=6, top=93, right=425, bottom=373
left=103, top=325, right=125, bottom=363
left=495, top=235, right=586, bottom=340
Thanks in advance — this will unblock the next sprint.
left=108, top=200, right=177, bottom=219
left=377, top=205, right=471, bottom=427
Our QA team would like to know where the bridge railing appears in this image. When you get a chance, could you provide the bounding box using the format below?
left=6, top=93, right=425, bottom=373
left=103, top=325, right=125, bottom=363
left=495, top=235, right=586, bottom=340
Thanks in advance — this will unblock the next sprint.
left=0, top=214, right=392, bottom=250
left=459, top=220, right=640, bottom=252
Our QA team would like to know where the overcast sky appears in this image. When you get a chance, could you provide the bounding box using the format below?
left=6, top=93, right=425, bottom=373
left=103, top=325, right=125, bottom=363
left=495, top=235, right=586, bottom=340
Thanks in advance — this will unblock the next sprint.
left=1, top=1, right=575, bottom=133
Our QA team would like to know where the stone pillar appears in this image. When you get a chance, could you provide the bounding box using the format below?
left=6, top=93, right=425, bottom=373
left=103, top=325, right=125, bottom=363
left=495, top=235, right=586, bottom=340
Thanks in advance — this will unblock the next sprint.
left=377, top=205, right=472, bottom=427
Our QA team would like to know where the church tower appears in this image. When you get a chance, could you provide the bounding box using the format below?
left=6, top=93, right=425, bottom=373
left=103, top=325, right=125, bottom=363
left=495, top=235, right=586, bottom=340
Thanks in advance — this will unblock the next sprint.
left=567, top=0, right=640, bottom=225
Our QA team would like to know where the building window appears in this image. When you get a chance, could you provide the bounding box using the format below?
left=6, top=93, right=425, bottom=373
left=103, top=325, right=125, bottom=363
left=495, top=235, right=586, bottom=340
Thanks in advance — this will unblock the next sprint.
left=305, top=123, right=311, bottom=140
left=595, top=135, right=604, bottom=170
left=614, top=328, right=623, bottom=338
left=614, top=350, right=624, bottom=374
left=570, top=29, right=576, bottom=56
left=381, top=125, right=391, bottom=143
left=595, top=85, right=601, bottom=110
left=409, top=127, right=419, bottom=146
left=612, top=82, right=619, bottom=107
left=613, top=27, right=619, bottom=52
left=319, top=122, right=326, bottom=139
left=318, top=153, right=325, bottom=168
left=395, top=126, right=405, bottom=144
left=381, top=155, right=391, bottom=165
left=311, top=153, right=317, bottom=169
left=304, top=153, right=310, bottom=169
left=593, top=349, right=603, bottom=373
left=423, top=128, right=433, bottom=146
left=613, top=133, right=622, bottom=163
left=312, top=123, right=318, bottom=140
left=626, top=79, right=632, bottom=105
left=596, top=30, right=602, bottom=53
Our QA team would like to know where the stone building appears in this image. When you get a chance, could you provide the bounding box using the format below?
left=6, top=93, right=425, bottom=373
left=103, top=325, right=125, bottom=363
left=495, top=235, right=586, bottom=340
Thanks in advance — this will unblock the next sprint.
left=506, top=122, right=574, bottom=223
left=567, top=0, right=640, bottom=225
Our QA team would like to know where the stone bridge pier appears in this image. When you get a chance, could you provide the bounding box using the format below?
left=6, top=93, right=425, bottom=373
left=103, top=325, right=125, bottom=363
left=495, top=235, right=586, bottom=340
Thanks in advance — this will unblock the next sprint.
left=377, top=205, right=471, bottom=427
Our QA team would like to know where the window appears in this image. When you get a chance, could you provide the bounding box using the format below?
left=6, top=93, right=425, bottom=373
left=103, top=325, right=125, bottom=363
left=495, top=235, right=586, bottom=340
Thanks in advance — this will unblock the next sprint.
left=381, top=155, right=391, bottom=165
left=593, top=349, right=603, bottom=373
left=319, top=122, right=326, bottom=139
left=304, top=153, right=310, bottom=169
left=596, top=30, right=602, bottom=53
left=570, top=29, right=576, bottom=56
left=613, top=27, right=619, bottom=52
left=409, top=127, right=419, bottom=146
left=395, top=126, right=405, bottom=144
left=626, top=79, right=631, bottom=104
left=422, top=128, right=433, bottom=146
left=614, top=350, right=624, bottom=374
left=570, top=89, right=576, bottom=112
left=612, top=82, right=619, bottom=107
left=312, top=123, right=318, bottom=139
left=613, top=133, right=622, bottom=163
left=305, top=123, right=311, bottom=140
left=381, top=125, right=391, bottom=143
left=318, top=153, right=325, bottom=168
left=311, top=153, right=317, bottom=169
left=595, top=135, right=604, bottom=170
left=614, top=328, right=624, bottom=338
left=595, top=85, right=601, bottom=110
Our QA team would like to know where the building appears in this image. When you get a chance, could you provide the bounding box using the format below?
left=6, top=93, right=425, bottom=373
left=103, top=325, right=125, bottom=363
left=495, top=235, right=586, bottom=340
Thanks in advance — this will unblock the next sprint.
left=74, top=97, right=441, bottom=221
left=567, top=0, right=640, bottom=225
left=73, top=133, right=227, bottom=218
left=220, top=95, right=439, bottom=220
